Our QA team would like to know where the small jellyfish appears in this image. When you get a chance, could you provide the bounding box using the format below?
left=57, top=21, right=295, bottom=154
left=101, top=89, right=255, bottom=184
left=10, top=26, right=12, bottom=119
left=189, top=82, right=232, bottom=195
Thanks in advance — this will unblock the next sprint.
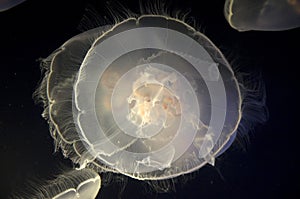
left=224, top=0, right=300, bottom=31
left=34, top=8, right=267, bottom=198
left=0, top=0, right=26, bottom=12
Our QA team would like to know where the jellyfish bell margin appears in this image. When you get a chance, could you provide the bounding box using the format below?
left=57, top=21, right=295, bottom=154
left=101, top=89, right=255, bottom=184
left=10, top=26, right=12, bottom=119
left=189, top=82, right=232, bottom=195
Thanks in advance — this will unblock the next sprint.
left=11, top=168, right=101, bottom=199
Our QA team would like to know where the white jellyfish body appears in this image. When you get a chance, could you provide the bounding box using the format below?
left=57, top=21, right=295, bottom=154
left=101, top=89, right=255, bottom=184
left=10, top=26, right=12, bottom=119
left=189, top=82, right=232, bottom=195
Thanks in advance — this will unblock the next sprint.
left=224, top=0, right=300, bottom=31
left=35, top=15, right=242, bottom=182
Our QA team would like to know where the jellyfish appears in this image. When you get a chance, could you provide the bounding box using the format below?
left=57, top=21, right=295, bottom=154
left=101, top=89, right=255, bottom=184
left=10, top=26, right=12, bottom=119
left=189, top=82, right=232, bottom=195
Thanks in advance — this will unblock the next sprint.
left=33, top=8, right=267, bottom=199
left=0, top=0, right=26, bottom=12
left=224, top=0, right=300, bottom=31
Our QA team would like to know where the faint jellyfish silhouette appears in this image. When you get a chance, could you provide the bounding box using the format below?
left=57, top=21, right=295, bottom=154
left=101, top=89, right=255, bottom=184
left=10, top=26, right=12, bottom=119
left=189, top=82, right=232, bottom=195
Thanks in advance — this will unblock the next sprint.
left=34, top=12, right=267, bottom=198
left=0, top=0, right=26, bottom=12
left=224, top=0, right=300, bottom=31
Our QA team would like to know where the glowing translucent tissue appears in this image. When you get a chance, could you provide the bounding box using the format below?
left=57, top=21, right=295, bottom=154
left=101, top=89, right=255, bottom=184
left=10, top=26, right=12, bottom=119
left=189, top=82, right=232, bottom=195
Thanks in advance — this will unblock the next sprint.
left=33, top=15, right=252, bottom=198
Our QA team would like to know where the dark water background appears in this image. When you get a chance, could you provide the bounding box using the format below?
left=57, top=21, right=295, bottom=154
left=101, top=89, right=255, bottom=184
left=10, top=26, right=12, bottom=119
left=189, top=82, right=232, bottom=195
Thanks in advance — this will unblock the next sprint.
left=0, top=0, right=299, bottom=198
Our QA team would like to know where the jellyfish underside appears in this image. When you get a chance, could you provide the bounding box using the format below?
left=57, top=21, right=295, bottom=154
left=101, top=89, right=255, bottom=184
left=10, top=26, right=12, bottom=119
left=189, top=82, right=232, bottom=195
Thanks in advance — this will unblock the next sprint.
left=224, top=0, right=300, bottom=31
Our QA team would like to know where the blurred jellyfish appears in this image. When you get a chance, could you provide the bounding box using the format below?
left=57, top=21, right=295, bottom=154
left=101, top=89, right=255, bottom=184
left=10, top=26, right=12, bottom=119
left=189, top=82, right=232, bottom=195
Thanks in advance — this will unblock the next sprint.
left=33, top=6, right=267, bottom=198
left=0, top=0, right=26, bottom=12
left=224, top=0, right=300, bottom=31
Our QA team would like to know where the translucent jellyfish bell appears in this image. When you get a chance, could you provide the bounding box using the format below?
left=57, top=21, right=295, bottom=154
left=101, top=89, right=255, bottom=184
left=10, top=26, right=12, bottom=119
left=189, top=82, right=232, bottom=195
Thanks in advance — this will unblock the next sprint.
left=224, top=0, right=300, bottom=31
left=36, top=15, right=242, bottom=181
